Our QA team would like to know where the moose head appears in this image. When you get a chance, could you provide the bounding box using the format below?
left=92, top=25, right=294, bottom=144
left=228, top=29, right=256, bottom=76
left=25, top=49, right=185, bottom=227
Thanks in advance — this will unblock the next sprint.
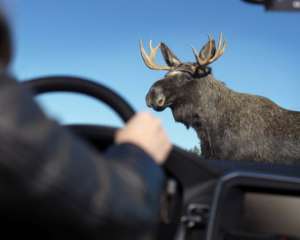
left=140, top=33, right=226, bottom=113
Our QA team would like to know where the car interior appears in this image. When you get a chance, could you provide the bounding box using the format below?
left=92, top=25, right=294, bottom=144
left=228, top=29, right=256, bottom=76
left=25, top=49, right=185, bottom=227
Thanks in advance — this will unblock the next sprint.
left=1, top=1, right=300, bottom=239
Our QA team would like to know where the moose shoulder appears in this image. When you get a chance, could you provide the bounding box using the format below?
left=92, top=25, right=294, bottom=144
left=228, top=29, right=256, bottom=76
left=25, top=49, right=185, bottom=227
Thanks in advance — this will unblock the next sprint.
left=140, top=34, right=300, bottom=164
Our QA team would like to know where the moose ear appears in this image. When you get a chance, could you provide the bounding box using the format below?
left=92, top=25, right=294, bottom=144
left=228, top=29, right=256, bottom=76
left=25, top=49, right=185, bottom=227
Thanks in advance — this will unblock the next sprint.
left=160, top=43, right=181, bottom=67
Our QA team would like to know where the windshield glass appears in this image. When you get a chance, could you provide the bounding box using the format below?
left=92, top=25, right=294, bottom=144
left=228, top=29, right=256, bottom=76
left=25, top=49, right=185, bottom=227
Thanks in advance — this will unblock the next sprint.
left=11, top=0, right=300, bottom=152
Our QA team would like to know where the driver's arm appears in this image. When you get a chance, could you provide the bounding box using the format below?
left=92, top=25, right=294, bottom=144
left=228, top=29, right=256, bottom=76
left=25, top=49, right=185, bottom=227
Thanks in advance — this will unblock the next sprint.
left=0, top=75, right=170, bottom=238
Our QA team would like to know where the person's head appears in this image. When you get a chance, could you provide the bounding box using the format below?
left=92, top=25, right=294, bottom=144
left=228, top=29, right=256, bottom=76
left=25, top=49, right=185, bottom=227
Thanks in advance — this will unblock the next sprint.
left=0, top=5, right=12, bottom=72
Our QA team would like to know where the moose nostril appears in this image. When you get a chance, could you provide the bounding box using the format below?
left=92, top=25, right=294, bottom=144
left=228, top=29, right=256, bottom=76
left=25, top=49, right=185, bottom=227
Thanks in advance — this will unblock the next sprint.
left=156, top=96, right=165, bottom=107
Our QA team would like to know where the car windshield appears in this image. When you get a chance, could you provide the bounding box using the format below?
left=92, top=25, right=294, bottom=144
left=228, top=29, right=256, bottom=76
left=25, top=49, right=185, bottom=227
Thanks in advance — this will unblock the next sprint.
left=10, top=0, right=300, bottom=153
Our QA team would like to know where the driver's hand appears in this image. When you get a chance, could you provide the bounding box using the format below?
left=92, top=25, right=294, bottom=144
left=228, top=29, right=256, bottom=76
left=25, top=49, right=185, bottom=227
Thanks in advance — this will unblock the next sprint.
left=115, top=112, right=171, bottom=165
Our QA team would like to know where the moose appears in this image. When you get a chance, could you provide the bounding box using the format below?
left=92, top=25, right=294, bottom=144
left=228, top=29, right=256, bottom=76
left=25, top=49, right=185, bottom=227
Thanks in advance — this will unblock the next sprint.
left=140, top=33, right=300, bottom=164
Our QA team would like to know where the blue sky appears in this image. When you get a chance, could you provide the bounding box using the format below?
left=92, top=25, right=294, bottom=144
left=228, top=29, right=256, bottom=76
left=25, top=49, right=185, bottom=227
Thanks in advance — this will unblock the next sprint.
left=4, top=0, right=300, bottom=149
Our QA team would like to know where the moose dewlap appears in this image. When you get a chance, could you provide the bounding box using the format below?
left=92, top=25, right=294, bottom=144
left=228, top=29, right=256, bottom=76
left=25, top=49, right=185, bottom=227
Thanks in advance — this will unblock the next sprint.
left=140, top=33, right=300, bottom=164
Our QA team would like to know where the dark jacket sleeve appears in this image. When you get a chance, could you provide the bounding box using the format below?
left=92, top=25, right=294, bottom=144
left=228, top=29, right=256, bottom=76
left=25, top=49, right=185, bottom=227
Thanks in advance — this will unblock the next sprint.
left=0, top=75, right=165, bottom=239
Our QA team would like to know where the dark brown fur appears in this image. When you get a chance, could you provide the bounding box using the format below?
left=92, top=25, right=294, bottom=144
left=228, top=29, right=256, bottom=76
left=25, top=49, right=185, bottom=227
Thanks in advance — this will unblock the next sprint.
left=144, top=42, right=300, bottom=163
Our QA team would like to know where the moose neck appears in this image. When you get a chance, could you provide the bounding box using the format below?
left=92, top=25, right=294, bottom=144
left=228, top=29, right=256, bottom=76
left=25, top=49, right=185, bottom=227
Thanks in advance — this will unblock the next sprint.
left=171, top=73, right=230, bottom=126
left=197, top=73, right=232, bottom=122
left=170, top=73, right=232, bottom=158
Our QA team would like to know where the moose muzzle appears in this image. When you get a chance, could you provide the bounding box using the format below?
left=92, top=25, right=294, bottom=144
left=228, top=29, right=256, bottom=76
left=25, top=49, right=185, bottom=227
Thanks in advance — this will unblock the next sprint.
left=146, top=86, right=167, bottom=111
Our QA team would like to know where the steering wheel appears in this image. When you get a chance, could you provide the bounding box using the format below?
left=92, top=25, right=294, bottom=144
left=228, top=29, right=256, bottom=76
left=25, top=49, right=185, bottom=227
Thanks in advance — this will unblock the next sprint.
left=23, top=76, right=183, bottom=238
left=22, top=75, right=217, bottom=239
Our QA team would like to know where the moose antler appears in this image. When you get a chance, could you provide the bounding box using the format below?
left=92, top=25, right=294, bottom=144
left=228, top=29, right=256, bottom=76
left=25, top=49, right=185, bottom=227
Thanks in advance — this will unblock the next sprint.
left=140, top=40, right=172, bottom=71
left=192, top=33, right=227, bottom=66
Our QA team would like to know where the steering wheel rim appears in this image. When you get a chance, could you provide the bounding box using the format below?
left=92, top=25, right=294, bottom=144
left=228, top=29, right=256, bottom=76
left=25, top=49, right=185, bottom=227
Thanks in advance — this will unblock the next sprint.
left=23, top=75, right=135, bottom=123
